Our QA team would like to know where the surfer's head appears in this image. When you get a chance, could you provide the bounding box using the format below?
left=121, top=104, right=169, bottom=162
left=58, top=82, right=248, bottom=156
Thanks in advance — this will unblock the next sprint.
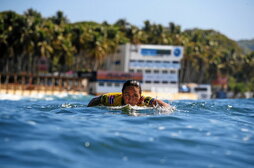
left=122, top=80, right=142, bottom=106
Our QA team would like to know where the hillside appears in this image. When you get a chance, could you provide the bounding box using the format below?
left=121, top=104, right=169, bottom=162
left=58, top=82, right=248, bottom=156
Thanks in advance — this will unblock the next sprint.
left=237, top=39, right=254, bottom=53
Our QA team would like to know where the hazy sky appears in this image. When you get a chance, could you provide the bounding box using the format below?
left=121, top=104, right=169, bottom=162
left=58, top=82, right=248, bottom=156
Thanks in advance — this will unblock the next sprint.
left=1, top=0, right=253, bottom=41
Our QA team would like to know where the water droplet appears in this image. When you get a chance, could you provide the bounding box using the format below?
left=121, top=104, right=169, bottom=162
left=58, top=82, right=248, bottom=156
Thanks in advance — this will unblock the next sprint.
left=114, top=132, right=120, bottom=136
left=225, top=150, right=232, bottom=155
left=208, top=164, right=214, bottom=168
left=209, top=119, right=219, bottom=124
left=206, top=132, right=211, bottom=136
left=84, top=142, right=90, bottom=147
left=241, top=128, right=249, bottom=132
left=27, top=120, right=37, bottom=126
left=148, top=137, right=155, bottom=142
left=4, top=137, right=10, bottom=142
left=122, top=156, right=128, bottom=161
left=61, top=103, right=72, bottom=108
left=160, top=158, right=166, bottom=164
left=242, top=136, right=251, bottom=142
left=158, top=126, right=165, bottom=130
left=170, top=133, right=179, bottom=137
left=186, top=125, right=193, bottom=128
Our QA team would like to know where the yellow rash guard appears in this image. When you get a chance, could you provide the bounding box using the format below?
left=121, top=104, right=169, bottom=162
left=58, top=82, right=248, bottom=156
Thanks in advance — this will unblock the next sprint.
left=100, top=92, right=155, bottom=106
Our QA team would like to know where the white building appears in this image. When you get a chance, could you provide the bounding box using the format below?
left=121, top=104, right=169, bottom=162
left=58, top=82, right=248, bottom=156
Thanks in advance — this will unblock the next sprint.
left=102, top=44, right=184, bottom=94
left=88, top=70, right=142, bottom=95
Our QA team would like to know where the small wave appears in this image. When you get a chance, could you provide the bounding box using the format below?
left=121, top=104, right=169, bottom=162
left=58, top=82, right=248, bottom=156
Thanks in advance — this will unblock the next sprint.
left=107, top=104, right=175, bottom=116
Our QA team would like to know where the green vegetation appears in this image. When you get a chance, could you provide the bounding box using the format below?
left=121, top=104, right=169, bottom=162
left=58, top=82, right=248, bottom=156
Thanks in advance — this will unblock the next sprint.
left=0, top=9, right=253, bottom=95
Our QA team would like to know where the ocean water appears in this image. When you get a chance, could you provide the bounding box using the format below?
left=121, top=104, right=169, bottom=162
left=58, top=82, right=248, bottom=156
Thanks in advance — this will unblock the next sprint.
left=0, top=94, right=253, bottom=168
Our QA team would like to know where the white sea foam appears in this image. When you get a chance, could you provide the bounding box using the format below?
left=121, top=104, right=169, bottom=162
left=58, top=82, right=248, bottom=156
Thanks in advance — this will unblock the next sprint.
left=0, top=93, right=24, bottom=100
left=108, top=104, right=175, bottom=113
left=158, top=126, right=166, bottom=130
left=0, top=93, right=72, bottom=101
left=26, top=120, right=37, bottom=126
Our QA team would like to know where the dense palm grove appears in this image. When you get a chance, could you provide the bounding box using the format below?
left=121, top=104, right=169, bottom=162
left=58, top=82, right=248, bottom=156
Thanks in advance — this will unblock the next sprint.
left=0, top=9, right=253, bottom=94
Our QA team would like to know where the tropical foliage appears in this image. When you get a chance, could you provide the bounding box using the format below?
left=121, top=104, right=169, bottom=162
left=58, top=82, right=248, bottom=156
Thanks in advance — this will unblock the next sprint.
left=0, top=9, right=253, bottom=94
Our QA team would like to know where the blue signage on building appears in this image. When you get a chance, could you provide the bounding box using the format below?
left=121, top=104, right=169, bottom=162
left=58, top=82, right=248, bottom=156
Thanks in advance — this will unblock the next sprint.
left=141, top=49, right=157, bottom=56
left=173, top=48, right=181, bottom=57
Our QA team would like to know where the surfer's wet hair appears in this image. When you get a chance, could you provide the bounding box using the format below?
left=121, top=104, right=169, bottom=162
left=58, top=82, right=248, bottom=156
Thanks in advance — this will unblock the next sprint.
left=122, top=80, right=142, bottom=94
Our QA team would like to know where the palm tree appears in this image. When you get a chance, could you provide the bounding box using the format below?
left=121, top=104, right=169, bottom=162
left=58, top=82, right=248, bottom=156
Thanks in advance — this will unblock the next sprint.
left=49, top=11, right=69, bottom=25
left=0, top=11, right=23, bottom=73
left=114, top=19, right=130, bottom=32
left=19, top=9, right=43, bottom=73
left=24, top=8, right=42, bottom=18
left=51, top=24, right=76, bottom=73
left=82, top=25, right=122, bottom=70
left=142, top=21, right=169, bottom=44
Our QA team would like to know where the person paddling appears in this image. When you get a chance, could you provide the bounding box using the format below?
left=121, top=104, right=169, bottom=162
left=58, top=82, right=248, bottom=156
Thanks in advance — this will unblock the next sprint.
left=87, top=80, right=169, bottom=107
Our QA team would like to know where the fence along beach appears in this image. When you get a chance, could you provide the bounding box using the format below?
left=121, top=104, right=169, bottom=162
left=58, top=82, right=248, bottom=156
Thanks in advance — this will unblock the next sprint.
left=0, top=73, right=88, bottom=96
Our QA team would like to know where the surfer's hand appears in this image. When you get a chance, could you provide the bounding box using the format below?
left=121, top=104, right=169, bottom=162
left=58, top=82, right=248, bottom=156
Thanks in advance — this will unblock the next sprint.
left=137, top=96, right=145, bottom=106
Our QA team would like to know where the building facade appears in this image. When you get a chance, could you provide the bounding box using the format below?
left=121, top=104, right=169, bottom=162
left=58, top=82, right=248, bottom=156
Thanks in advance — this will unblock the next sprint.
left=88, top=70, right=142, bottom=95
left=102, top=44, right=184, bottom=94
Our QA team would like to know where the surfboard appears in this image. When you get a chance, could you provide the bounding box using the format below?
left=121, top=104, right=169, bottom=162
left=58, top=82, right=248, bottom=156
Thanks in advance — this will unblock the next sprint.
left=108, top=104, right=153, bottom=112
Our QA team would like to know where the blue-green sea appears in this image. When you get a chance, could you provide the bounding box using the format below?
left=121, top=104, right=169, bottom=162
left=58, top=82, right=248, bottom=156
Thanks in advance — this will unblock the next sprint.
left=0, top=94, right=253, bottom=168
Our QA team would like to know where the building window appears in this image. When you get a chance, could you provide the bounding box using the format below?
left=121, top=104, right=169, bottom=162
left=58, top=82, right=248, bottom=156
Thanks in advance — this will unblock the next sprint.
left=107, top=83, right=112, bottom=87
left=194, top=87, right=208, bottom=91
left=145, top=70, right=151, bottom=73
left=154, top=70, right=159, bottom=74
left=170, top=81, right=177, bottom=84
left=130, top=49, right=138, bottom=52
left=162, top=81, right=169, bottom=84
left=145, top=81, right=152, bottom=84
left=114, top=60, right=121, bottom=65
left=154, top=81, right=160, bottom=84
left=170, top=70, right=176, bottom=74
left=157, top=49, right=171, bottom=55
left=162, top=70, right=168, bottom=74
left=129, top=69, right=134, bottom=73
left=99, top=82, right=104, bottom=86
left=137, top=69, right=142, bottom=73
left=115, top=83, right=120, bottom=87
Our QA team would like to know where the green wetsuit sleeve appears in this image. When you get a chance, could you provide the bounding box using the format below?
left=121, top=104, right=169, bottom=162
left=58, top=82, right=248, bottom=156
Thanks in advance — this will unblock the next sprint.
left=87, top=96, right=102, bottom=107
left=100, top=94, right=107, bottom=105
left=144, top=96, right=155, bottom=106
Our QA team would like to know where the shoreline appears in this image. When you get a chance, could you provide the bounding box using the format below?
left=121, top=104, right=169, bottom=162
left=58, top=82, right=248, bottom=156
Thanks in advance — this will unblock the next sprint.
left=0, top=88, right=88, bottom=97
left=0, top=88, right=197, bottom=100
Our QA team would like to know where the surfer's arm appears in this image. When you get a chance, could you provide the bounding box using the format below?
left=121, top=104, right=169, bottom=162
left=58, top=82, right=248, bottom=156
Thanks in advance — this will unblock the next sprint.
left=153, top=99, right=170, bottom=108
left=87, top=96, right=102, bottom=107
left=143, top=96, right=170, bottom=107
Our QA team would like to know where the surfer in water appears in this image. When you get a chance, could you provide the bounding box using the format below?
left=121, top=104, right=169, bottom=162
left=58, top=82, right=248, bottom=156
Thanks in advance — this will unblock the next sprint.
left=87, top=80, right=170, bottom=107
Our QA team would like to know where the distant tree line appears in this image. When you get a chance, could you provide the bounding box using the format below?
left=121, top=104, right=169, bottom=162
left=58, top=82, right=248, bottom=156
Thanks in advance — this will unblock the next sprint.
left=0, top=9, right=253, bottom=94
